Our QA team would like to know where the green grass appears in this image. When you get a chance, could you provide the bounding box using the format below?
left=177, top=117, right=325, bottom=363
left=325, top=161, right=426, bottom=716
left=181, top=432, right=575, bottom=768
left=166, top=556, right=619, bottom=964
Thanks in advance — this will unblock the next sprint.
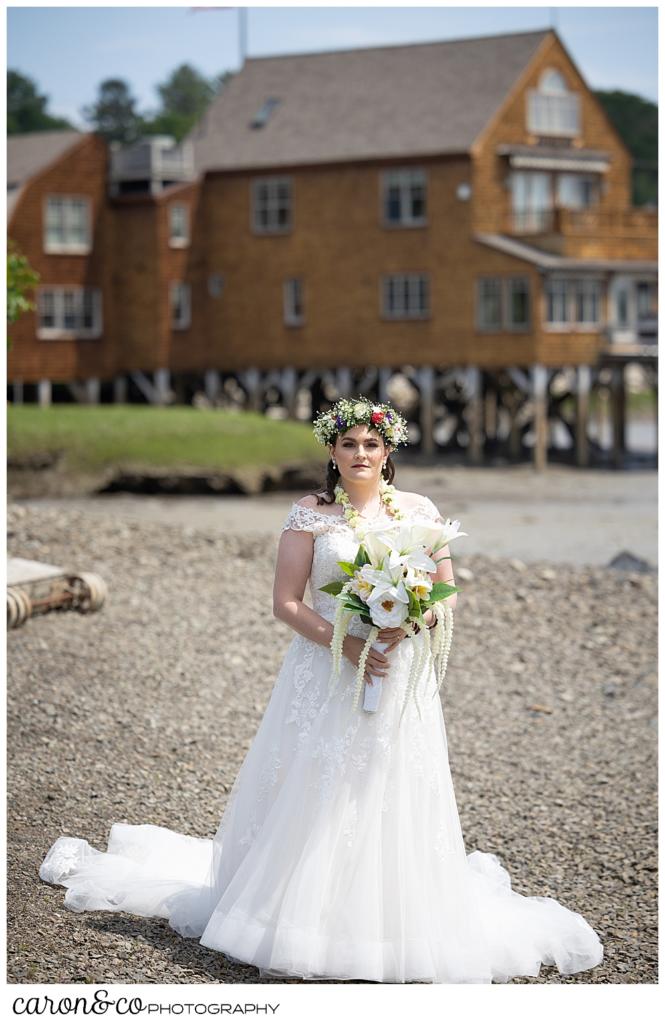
left=7, top=405, right=323, bottom=473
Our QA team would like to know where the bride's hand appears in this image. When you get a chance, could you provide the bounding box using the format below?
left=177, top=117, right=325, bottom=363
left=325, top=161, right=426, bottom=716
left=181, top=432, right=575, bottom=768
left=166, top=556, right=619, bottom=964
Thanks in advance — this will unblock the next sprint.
left=342, top=635, right=390, bottom=685
left=376, top=626, right=408, bottom=653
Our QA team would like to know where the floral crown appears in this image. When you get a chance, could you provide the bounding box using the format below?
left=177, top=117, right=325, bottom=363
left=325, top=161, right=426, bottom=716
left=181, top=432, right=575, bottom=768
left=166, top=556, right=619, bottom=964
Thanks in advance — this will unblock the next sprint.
left=312, top=396, right=409, bottom=451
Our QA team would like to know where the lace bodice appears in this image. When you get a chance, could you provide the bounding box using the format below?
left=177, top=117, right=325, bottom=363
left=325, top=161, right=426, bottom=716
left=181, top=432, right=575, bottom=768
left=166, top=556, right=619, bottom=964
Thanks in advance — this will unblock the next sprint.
left=281, top=494, right=444, bottom=640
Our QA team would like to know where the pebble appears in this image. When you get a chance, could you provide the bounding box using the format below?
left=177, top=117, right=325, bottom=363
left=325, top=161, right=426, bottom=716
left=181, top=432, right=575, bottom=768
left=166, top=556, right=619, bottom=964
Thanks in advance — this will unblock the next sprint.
left=6, top=501, right=657, bottom=986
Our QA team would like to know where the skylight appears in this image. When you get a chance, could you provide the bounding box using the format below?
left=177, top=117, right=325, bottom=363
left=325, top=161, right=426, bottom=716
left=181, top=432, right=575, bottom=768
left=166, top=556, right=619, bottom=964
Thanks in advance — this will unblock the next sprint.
left=250, top=97, right=281, bottom=130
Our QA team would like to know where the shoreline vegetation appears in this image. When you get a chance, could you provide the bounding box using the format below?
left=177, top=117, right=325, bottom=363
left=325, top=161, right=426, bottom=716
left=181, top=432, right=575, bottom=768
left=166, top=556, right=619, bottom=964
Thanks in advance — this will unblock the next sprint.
left=7, top=406, right=325, bottom=498
left=8, top=399, right=657, bottom=499
left=8, top=405, right=322, bottom=472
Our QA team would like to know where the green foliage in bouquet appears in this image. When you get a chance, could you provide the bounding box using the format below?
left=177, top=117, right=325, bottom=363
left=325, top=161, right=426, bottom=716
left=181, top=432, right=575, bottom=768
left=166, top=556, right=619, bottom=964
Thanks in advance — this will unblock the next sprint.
left=320, top=542, right=462, bottom=629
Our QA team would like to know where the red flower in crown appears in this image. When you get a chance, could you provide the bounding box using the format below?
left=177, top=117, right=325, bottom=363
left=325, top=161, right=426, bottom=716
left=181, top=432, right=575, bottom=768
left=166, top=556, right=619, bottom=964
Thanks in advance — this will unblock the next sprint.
left=371, top=411, right=385, bottom=424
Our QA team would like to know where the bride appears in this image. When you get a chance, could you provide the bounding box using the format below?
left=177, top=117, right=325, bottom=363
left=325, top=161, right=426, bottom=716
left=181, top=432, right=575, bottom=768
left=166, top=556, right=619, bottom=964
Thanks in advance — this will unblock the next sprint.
left=39, top=395, right=603, bottom=983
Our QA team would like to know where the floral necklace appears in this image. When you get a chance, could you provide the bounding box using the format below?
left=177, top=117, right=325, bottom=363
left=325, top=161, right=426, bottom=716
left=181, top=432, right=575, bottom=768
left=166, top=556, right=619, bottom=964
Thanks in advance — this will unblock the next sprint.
left=333, top=478, right=405, bottom=534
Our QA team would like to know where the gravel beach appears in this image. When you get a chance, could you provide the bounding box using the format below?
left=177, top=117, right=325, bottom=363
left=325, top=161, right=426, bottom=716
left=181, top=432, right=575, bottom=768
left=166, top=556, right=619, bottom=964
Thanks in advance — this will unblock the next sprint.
left=7, top=495, right=657, bottom=985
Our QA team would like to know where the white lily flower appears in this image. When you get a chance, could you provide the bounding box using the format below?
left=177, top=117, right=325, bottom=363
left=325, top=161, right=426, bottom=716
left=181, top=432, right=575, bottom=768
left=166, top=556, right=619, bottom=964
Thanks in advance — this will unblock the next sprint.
left=358, top=520, right=398, bottom=564
left=359, top=558, right=410, bottom=603
left=403, top=566, right=433, bottom=600
left=367, top=589, right=409, bottom=628
left=372, top=521, right=439, bottom=573
left=430, top=518, right=468, bottom=548
left=349, top=573, right=373, bottom=602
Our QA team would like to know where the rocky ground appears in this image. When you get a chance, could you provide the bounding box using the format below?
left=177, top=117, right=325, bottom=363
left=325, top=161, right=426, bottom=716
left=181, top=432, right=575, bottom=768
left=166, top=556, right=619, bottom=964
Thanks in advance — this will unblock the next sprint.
left=7, top=500, right=657, bottom=985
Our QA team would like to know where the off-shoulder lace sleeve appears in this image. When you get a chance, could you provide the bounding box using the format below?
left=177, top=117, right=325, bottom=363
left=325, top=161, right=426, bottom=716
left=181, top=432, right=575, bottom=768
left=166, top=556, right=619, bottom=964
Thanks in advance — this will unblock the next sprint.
left=281, top=502, right=329, bottom=536
left=415, top=495, right=444, bottom=524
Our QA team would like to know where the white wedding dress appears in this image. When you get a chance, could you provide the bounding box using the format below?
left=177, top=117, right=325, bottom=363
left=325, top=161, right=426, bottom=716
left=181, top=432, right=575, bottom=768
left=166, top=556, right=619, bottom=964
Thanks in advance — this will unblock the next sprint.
left=39, top=495, right=603, bottom=983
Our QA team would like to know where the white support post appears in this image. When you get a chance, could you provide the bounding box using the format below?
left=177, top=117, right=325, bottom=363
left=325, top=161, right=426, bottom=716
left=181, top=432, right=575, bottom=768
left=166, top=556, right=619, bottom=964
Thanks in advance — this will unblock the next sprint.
left=336, top=367, right=353, bottom=400
left=575, top=365, right=591, bottom=467
left=204, top=370, right=222, bottom=403
left=611, top=364, right=626, bottom=469
left=417, top=365, right=435, bottom=456
left=531, top=364, right=548, bottom=472
left=241, top=368, right=261, bottom=411
left=281, top=367, right=298, bottom=418
left=84, top=378, right=100, bottom=404
left=12, top=380, right=24, bottom=405
left=38, top=379, right=52, bottom=408
left=154, top=368, right=171, bottom=405
left=465, top=367, right=482, bottom=464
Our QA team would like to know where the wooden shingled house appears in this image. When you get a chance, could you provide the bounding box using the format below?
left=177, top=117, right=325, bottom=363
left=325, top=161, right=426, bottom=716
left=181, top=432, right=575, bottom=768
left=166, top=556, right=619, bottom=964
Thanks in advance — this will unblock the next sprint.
left=7, top=28, right=657, bottom=467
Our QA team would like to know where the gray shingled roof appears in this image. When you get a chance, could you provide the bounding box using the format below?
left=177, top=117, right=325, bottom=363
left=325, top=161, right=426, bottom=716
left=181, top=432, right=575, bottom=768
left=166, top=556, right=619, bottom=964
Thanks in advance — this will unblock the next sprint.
left=475, top=233, right=658, bottom=273
left=188, top=29, right=551, bottom=173
left=7, top=130, right=83, bottom=189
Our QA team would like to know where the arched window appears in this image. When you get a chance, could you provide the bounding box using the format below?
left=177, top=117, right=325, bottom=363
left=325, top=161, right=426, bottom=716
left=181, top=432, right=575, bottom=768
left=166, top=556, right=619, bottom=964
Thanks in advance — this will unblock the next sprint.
left=538, top=68, right=568, bottom=94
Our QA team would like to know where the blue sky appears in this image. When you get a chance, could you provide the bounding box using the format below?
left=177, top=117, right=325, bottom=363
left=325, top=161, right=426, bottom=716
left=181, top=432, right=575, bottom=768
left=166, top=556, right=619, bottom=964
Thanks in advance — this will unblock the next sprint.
left=6, top=5, right=659, bottom=129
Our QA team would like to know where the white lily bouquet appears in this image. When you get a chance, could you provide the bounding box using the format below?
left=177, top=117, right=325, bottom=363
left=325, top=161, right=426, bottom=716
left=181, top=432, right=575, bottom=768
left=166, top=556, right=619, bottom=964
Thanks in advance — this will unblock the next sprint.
left=320, top=517, right=467, bottom=725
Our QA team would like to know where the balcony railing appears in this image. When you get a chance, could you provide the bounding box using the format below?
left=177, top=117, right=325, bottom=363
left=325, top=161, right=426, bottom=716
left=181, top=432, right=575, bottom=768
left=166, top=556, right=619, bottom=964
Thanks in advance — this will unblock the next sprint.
left=109, top=136, right=195, bottom=194
left=558, top=208, right=658, bottom=237
left=509, top=206, right=658, bottom=238
left=510, top=209, right=555, bottom=233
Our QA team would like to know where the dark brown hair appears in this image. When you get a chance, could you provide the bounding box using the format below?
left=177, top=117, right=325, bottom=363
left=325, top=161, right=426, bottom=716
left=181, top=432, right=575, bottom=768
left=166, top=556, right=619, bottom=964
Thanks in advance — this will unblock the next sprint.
left=310, top=430, right=396, bottom=507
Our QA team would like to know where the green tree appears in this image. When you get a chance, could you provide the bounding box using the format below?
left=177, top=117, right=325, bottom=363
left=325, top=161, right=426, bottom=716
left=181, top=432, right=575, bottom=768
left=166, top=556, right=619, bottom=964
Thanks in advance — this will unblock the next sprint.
left=7, top=70, right=74, bottom=133
left=80, top=78, right=144, bottom=143
left=595, top=89, right=658, bottom=207
left=143, top=65, right=234, bottom=142
left=7, top=241, right=40, bottom=350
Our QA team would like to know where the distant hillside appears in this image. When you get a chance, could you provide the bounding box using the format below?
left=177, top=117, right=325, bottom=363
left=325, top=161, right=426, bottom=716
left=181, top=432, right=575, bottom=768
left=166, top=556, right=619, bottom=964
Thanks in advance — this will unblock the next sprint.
left=594, top=89, right=657, bottom=207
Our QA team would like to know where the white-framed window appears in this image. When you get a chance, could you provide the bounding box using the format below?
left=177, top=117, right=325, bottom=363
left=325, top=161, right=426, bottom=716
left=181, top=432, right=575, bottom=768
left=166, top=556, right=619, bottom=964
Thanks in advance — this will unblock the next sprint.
left=169, top=203, right=189, bottom=247
left=555, top=173, right=598, bottom=210
left=615, top=284, right=630, bottom=328
left=43, top=195, right=92, bottom=254
left=382, top=168, right=427, bottom=227
left=574, top=279, right=600, bottom=325
left=476, top=277, right=532, bottom=331
left=545, top=278, right=601, bottom=328
left=527, top=66, right=580, bottom=137
left=251, top=176, right=292, bottom=234
left=511, top=170, right=600, bottom=231
left=381, top=274, right=429, bottom=319
left=510, top=171, right=553, bottom=232
left=37, top=286, right=102, bottom=339
left=636, top=280, right=657, bottom=323
left=476, top=278, right=503, bottom=330
left=506, top=277, right=531, bottom=330
left=283, top=278, right=304, bottom=326
left=539, top=68, right=567, bottom=93
left=170, top=282, right=191, bottom=330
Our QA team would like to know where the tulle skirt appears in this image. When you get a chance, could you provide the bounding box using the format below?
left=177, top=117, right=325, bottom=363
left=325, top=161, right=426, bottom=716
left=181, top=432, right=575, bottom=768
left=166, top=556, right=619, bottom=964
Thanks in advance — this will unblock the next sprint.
left=39, top=631, right=603, bottom=983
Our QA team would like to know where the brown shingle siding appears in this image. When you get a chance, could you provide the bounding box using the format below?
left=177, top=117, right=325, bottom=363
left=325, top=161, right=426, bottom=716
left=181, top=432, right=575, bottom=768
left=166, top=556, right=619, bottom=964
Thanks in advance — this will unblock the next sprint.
left=6, top=29, right=656, bottom=388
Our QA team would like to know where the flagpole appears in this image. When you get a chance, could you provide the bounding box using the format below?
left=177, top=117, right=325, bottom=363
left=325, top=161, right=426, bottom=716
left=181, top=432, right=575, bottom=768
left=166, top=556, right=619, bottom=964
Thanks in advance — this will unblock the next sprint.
left=239, top=7, right=247, bottom=67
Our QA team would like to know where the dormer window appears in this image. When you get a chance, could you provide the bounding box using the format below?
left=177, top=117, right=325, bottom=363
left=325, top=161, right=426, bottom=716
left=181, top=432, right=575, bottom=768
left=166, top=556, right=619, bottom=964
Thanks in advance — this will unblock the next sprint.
left=527, top=67, right=580, bottom=137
